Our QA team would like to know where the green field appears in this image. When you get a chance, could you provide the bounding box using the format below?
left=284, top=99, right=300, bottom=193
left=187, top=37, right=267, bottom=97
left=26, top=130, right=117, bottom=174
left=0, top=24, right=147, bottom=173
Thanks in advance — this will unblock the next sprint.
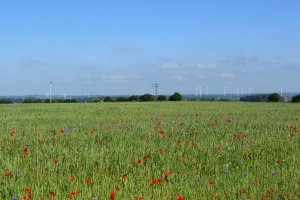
left=0, top=102, right=299, bottom=200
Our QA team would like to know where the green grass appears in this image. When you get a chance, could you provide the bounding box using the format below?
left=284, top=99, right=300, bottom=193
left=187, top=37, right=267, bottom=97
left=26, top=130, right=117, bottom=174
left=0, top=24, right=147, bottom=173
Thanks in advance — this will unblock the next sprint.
left=0, top=102, right=299, bottom=200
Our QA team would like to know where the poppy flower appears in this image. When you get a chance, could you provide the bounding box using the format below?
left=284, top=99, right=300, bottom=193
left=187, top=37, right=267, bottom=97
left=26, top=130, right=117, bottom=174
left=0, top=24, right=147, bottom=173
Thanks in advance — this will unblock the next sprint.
left=71, top=190, right=77, bottom=195
left=23, top=148, right=28, bottom=153
left=115, top=186, right=120, bottom=191
left=49, top=192, right=55, bottom=198
left=214, top=194, right=219, bottom=199
left=24, top=188, right=30, bottom=193
left=109, top=192, right=115, bottom=199
left=10, top=131, right=15, bottom=136
left=152, top=179, right=157, bottom=184
left=5, top=172, right=11, bottom=177
left=209, top=180, right=215, bottom=185
left=122, top=174, right=128, bottom=178
left=137, top=160, right=142, bottom=165
left=177, top=197, right=185, bottom=200
left=59, top=129, right=64, bottom=133
left=143, top=155, right=148, bottom=159
left=261, top=196, right=267, bottom=200
left=159, top=130, right=165, bottom=135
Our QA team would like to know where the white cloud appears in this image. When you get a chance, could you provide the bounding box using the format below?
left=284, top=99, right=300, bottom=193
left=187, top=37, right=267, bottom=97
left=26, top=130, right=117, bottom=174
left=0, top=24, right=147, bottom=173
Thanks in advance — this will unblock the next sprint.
left=172, top=75, right=186, bottom=81
left=115, top=44, right=141, bottom=51
left=103, top=75, right=125, bottom=82
left=196, top=64, right=217, bottom=69
left=161, top=62, right=180, bottom=69
left=219, top=73, right=235, bottom=79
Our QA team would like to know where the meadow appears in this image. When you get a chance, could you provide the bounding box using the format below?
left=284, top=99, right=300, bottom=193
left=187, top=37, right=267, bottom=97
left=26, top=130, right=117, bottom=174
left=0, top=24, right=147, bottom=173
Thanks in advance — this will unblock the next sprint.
left=0, top=102, right=299, bottom=200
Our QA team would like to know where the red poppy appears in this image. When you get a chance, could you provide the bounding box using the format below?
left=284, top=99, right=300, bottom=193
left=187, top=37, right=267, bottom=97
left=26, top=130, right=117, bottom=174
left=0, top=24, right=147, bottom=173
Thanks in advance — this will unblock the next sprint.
left=25, top=187, right=30, bottom=193
left=137, top=159, right=142, bottom=164
left=156, top=121, right=161, bottom=126
left=143, top=155, right=148, bottom=159
left=122, top=174, right=128, bottom=178
left=261, top=196, right=267, bottom=200
left=214, top=194, right=219, bottom=199
left=85, top=178, right=89, bottom=183
left=136, top=196, right=144, bottom=200
left=71, top=190, right=77, bottom=195
left=158, top=178, right=162, bottom=183
left=177, top=197, right=185, bottom=200
left=115, top=186, right=120, bottom=191
left=159, top=130, right=165, bottom=135
left=209, top=180, right=215, bottom=185
left=295, top=118, right=299, bottom=121
left=49, top=192, right=56, bottom=198
left=5, top=172, right=11, bottom=177
left=10, top=131, right=15, bottom=136
left=23, top=196, right=28, bottom=200
left=110, top=192, right=115, bottom=199
left=28, top=194, right=32, bottom=198
left=59, top=129, right=64, bottom=133
left=67, top=194, right=73, bottom=199
left=23, top=148, right=28, bottom=153
left=152, top=179, right=157, bottom=184
left=242, top=189, right=246, bottom=194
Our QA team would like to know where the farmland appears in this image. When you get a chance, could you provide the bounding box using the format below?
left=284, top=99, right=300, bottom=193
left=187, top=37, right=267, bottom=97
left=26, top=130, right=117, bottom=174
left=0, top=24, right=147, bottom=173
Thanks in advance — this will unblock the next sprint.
left=0, top=102, right=299, bottom=199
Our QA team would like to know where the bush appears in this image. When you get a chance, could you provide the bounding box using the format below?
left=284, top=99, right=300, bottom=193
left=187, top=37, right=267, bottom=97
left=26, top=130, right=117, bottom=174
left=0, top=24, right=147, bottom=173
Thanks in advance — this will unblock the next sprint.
left=140, top=94, right=154, bottom=101
left=169, top=92, right=182, bottom=101
left=22, top=99, right=43, bottom=103
left=157, top=95, right=167, bottom=101
left=291, top=94, right=300, bottom=103
left=91, top=98, right=101, bottom=103
left=104, top=96, right=113, bottom=102
left=268, top=93, right=281, bottom=102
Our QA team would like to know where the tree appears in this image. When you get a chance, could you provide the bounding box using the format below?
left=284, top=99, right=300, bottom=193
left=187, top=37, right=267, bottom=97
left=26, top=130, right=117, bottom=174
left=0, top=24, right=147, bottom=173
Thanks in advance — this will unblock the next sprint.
left=267, top=93, right=281, bottom=102
left=139, top=94, right=154, bottom=101
left=128, top=95, right=139, bottom=102
left=291, top=94, right=300, bottom=103
left=168, top=92, right=182, bottom=101
left=91, top=97, right=101, bottom=103
left=116, top=97, right=128, bottom=102
left=0, top=99, right=13, bottom=104
left=157, top=95, right=167, bottom=101
left=104, top=96, right=113, bottom=102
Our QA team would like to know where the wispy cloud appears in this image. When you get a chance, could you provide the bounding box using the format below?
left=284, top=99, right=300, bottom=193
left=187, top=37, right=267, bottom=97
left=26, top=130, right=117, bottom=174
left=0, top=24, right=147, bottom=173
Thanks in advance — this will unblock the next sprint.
left=196, top=64, right=217, bottom=69
left=114, top=44, right=142, bottom=51
left=102, top=75, right=125, bottom=82
left=172, top=75, right=186, bottom=81
left=161, top=62, right=181, bottom=69
left=219, top=73, right=235, bottom=80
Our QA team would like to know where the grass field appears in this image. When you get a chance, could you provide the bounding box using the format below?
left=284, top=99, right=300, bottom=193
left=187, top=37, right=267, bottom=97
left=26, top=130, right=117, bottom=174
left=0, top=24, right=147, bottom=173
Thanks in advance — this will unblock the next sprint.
left=0, top=102, right=299, bottom=200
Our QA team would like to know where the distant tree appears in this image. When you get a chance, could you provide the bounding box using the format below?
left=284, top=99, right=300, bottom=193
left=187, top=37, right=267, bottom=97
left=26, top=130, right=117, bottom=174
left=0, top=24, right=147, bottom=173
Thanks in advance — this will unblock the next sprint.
left=168, top=92, right=182, bottom=101
left=291, top=94, right=300, bottom=103
left=104, top=96, right=113, bottom=102
left=128, top=95, right=139, bottom=102
left=157, top=95, right=167, bottom=101
left=0, top=99, right=13, bottom=104
left=268, top=93, right=281, bottom=102
left=23, top=99, right=42, bottom=103
left=116, top=97, right=128, bottom=102
left=139, top=94, right=154, bottom=101
left=240, top=94, right=270, bottom=102
left=91, top=97, right=101, bottom=103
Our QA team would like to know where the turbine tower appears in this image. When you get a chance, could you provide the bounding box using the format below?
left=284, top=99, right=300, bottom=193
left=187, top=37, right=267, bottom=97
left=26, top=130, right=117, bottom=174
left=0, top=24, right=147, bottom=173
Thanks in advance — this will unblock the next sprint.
left=280, top=88, right=283, bottom=97
left=224, top=86, right=227, bottom=97
left=206, top=86, right=208, bottom=96
left=195, top=87, right=198, bottom=97
left=248, top=86, right=252, bottom=96
left=199, top=85, right=202, bottom=98
left=153, top=83, right=160, bottom=96
left=49, top=81, right=53, bottom=103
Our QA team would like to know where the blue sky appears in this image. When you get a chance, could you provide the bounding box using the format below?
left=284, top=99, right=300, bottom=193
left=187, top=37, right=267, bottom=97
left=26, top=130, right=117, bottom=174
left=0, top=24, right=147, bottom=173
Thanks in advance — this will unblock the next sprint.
left=0, top=0, right=300, bottom=96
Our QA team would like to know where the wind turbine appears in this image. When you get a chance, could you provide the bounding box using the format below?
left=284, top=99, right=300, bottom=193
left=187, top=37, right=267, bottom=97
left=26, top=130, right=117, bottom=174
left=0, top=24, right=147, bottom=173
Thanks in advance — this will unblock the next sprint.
left=241, top=88, right=244, bottom=96
left=236, top=87, right=239, bottom=97
left=280, top=88, right=283, bottom=97
left=224, top=86, right=227, bottom=97
left=199, top=85, right=202, bottom=98
left=206, top=86, right=209, bottom=96
left=195, top=87, right=198, bottom=97
left=248, top=86, right=252, bottom=96
left=49, top=81, right=53, bottom=103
